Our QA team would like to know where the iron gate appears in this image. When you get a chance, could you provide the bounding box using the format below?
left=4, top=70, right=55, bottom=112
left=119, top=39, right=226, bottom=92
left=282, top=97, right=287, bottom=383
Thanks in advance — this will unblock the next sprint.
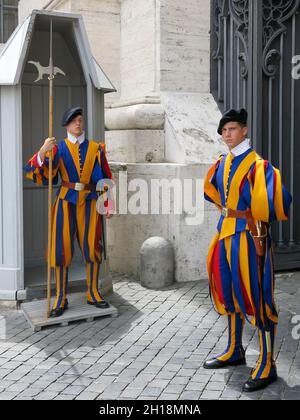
left=211, top=0, right=300, bottom=270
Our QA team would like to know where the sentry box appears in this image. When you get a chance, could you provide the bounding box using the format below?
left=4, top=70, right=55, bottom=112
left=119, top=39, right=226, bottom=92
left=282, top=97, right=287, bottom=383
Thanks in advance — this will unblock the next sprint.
left=0, top=10, right=116, bottom=304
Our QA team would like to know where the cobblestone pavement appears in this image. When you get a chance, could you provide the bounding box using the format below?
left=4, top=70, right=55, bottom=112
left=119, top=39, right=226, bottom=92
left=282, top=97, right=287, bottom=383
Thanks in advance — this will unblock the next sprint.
left=0, top=272, right=299, bottom=400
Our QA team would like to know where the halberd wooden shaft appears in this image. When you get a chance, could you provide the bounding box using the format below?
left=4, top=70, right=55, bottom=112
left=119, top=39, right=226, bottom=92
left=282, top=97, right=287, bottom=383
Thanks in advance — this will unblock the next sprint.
left=47, top=75, right=54, bottom=318
left=27, top=18, right=65, bottom=318
left=47, top=20, right=54, bottom=318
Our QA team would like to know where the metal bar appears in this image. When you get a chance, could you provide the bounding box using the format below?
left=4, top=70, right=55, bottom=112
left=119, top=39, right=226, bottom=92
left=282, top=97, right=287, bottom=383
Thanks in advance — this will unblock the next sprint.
left=251, top=0, right=263, bottom=152
left=289, top=13, right=296, bottom=245
left=218, top=58, right=222, bottom=102
left=216, top=5, right=223, bottom=103
left=247, top=2, right=253, bottom=141
left=278, top=33, right=284, bottom=245
left=268, top=77, right=273, bottom=162
left=243, top=78, right=246, bottom=108
left=223, top=16, right=227, bottom=110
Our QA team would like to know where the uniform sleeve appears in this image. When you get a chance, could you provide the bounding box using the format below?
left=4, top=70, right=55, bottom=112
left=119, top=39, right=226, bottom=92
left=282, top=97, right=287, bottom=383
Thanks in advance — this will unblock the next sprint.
left=204, top=156, right=223, bottom=209
left=248, top=159, right=292, bottom=222
left=98, top=143, right=113, bottom=180
left=24, top=145, right=60, bottom=186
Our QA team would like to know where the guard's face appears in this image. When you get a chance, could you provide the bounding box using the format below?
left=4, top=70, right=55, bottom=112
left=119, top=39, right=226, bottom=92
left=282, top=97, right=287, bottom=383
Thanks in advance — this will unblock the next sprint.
left=66, top=115, right=84, bottom=137
left=221, top=122, right=248, bottom=150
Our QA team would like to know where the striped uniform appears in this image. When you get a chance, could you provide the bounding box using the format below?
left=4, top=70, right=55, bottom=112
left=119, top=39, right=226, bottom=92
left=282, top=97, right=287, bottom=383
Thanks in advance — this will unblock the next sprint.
left=24, top=138, right=113, bottom=309
left=204, top=148, right=292, bottom=380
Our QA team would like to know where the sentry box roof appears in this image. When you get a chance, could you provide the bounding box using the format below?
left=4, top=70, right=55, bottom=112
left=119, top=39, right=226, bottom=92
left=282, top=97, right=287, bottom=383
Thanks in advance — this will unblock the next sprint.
left=0, top=9, right=116, bottom=92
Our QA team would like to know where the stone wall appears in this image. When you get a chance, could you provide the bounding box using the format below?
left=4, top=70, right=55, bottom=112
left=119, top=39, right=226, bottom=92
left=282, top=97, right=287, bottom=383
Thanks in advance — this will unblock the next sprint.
left=107, top=162, right=220, bottom=282
left=160, top=0, right=211, bottom=93
left=19, top=0, right=44, bottom=20
left=71, top=0, right=121, bottom=105
left=119, top=0, right=158, bottom=100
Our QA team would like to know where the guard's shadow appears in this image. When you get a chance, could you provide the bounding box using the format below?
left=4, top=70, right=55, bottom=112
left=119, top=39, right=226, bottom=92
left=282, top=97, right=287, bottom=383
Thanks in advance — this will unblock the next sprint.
left=2, top=289, right=143, bottom=384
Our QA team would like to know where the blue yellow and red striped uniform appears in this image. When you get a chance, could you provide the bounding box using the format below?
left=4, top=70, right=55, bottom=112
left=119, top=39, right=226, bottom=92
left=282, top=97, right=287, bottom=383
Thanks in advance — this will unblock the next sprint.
left=204, top=148, right=292, bottom=380
left=24, top=138, right=113, bottom=309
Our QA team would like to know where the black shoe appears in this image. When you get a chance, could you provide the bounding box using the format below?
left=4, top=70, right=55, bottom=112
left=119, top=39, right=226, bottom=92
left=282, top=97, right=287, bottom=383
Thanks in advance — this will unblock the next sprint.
left=242, top=374, right=278, bottom=392
left=203, top=347, right=246, bottom=369
left=49, top=299, right=68, bottom=318
left=87, top=300, right=110, bottom=309
left=49, top=308, right=64, bottom=318
left=203, top=357, right=246, bottom=369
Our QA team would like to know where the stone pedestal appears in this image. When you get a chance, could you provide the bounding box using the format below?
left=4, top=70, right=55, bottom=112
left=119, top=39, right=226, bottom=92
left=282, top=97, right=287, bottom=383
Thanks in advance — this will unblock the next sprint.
left=140, top=237, right=174, bottom=289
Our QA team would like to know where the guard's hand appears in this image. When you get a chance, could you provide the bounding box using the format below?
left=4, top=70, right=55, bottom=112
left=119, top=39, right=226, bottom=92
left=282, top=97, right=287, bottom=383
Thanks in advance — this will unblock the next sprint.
left=42, top=137, right=57, bottom=152
left=105, top=200, right=115, bottom=219
left=39, top=137, right=57, bottom=160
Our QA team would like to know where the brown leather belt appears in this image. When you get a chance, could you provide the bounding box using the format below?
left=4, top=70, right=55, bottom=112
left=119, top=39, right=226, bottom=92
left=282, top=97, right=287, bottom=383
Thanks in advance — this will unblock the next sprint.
left=61, top=181, right=96, bottom=192
left=221, top=208, right=252, bottom=219
left=221, top=207, right=268, bottom=256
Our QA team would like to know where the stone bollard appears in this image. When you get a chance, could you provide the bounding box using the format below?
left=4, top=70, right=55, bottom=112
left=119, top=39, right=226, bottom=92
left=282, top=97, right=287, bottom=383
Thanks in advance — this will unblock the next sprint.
left=140, top=237, right=174, bottom=289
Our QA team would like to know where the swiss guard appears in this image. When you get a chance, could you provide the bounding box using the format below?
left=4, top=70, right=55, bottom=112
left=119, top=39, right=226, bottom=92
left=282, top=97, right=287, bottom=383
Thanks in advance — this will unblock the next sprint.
left=203, top=108, right=292, bottom=392
left=24, top=107, right=115, bottom=318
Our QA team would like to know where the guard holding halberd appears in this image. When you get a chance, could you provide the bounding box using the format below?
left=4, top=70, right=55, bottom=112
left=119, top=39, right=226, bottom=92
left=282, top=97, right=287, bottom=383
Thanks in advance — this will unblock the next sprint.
left=24, top=107, right=115, bottom=318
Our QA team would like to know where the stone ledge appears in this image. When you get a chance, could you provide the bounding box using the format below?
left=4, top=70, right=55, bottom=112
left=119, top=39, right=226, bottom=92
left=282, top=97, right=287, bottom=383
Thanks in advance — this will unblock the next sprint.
left=105, top=103, right=165, bottom=130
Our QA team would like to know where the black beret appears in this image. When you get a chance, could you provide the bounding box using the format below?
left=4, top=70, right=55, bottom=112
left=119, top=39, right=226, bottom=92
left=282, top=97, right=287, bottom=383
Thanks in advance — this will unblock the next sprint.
left=217, top=108, right=248, bottom=135
left=62, top=106, right=83, bottom=127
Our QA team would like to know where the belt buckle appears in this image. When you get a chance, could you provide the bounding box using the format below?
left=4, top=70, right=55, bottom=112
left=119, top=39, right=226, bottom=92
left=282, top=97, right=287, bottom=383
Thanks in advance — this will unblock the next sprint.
left=222, top=207, right=229, bottom=218
left=75, top=182, right=84, bottom=191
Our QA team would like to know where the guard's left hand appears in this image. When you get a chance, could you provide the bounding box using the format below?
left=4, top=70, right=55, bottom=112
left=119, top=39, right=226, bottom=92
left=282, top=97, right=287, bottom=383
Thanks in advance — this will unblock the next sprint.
left=105, top=200, right=115, bottom=219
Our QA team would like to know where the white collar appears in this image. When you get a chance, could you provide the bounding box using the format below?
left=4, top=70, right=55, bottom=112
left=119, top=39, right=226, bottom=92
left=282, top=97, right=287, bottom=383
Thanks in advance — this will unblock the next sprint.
left=67, top=131, right=85, bottom=145
left=230, top=138, right=251, bottom=157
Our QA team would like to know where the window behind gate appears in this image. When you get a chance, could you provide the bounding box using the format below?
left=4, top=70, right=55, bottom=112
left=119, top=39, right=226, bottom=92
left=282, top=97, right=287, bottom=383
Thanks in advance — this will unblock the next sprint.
left=0, top=0, right=19, bottom=44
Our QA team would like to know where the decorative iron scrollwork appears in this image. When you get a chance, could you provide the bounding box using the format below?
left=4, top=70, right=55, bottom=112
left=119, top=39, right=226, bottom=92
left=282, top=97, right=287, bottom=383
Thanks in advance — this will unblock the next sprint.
left=229, top=0, right=250, bottom=78
left=212, top=0, right=300, bottom=78
left=262, top=0, right=300, bottom=76
left=212, top=0, right=229, bottom=61
left=212, top=0, right=250, bottom=79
